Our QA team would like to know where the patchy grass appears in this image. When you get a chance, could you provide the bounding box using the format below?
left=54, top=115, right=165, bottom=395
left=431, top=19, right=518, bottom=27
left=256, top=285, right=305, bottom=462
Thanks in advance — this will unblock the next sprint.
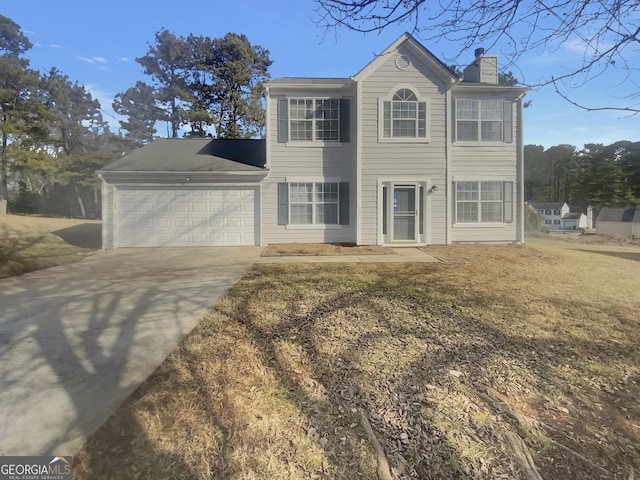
left=74, top=238, right=640, bottom=479
left=0, top=233, right=95, bottom=278
left=262, top=243, right=395, bottom=256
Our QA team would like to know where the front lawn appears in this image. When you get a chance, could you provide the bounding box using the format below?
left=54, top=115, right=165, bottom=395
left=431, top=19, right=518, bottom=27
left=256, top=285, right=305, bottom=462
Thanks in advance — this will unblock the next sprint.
left=0, top=233, right=95, bottom=278
left=74, top=238, right=640, bottom=479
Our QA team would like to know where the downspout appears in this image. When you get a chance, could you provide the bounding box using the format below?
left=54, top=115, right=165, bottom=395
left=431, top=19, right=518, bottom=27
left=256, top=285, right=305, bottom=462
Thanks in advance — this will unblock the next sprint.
left=445, top=84, right=453, bottom=245
left=262, top=86, right=270, bottom=247
left=518, top=96, right=525, bottom=244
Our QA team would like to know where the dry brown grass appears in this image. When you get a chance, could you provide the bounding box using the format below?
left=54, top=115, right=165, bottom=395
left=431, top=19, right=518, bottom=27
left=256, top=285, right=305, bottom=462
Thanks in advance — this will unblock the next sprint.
left=0, top=233, right=95, bottom=278
left=73, top=237, right=640, bottom=479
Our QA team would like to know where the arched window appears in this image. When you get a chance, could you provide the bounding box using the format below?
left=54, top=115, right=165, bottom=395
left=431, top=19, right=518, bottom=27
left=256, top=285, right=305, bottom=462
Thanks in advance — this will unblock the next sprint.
left=382, top=88, right=427, bottom=139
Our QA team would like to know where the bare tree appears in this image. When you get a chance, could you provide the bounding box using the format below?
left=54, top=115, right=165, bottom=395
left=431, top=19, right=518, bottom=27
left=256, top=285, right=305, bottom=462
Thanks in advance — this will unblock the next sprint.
left=314, top=0, right=640, bottom=113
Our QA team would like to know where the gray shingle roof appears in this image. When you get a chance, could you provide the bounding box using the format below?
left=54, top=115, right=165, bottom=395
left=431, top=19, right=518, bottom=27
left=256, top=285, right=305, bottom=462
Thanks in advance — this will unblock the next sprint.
left=100, top=138, right=266, bottom=173
left=596, top=206, right=639, bottom=223
left=562, top=212, right=583, bottom=220
left=530, top=202, right=565, bottom=210
left=267, top=77, right=353, bottom=85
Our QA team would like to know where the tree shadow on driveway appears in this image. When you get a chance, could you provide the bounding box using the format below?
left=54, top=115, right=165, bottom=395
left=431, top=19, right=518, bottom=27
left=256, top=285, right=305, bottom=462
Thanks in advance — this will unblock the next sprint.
left=0, top=247, right=256, bottom=458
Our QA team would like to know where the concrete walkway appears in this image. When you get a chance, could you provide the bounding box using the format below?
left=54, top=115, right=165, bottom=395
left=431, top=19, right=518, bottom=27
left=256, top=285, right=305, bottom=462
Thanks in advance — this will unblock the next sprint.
left=257, top=247, right=441, bottom=263
left=0, top=246, right=261, bottom=456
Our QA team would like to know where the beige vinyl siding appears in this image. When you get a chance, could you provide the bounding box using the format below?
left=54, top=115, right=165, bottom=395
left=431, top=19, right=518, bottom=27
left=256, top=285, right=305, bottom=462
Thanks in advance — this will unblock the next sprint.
left=451, top=137, right=518, bottom=242
left=101, top=181, right=115, bottom=248
left=262, top=92, right=357, bottom=244
left=360, top=45, right=448, bottom=245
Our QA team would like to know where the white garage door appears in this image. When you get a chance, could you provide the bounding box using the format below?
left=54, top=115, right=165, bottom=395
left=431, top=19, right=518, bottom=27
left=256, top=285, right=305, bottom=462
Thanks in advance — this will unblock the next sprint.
left=116, top=187, right=257, bottom=247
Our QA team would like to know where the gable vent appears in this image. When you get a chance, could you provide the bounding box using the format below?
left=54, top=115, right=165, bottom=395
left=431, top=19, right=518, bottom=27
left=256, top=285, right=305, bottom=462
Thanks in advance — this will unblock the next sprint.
left=395, top=54, right=411, bottom=70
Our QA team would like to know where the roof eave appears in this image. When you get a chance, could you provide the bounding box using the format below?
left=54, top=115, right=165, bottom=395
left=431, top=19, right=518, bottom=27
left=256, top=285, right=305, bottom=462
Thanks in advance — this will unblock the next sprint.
left=265, top=79, right=355, bottom=91
left=97, top=169, right=269, bottom=176
left=454, top=83, right=529, bottom=97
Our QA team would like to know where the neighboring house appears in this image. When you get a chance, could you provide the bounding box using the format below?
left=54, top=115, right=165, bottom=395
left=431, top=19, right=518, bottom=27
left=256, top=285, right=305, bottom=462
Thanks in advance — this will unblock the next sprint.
left=530, top=202, right=590, bottom=230
left=596, top=206, right=640, bottom=239
left=99, top=33, right=528, bottom=248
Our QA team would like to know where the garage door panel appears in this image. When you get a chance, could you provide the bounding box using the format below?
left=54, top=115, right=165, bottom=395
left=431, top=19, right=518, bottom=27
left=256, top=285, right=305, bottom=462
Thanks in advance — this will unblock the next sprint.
left=174, top=203, right=188, bottom=213
left=227, top=217, right=242, bottom=228
left=155, top=218, right=171, bottom=228
left=117, top=187, right=257, bottom=247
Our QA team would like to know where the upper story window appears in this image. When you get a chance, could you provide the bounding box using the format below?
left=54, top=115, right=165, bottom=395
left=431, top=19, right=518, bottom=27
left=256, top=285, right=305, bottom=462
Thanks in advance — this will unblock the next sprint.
left=455, top=99, right=513, bottom=143
left=379, top=87, right=429, bottom=142
left=545, top=209, right=551, bottom=215
left=277, top=98, right=349, bottom=144
left=290, top=99, right=339, bottom=142
left=553, top=209, right=561, bottom=215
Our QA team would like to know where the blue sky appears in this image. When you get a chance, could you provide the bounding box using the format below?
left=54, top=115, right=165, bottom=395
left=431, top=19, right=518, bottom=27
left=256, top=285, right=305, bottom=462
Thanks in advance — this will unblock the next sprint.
left=4, top=0, right=639, bottom=148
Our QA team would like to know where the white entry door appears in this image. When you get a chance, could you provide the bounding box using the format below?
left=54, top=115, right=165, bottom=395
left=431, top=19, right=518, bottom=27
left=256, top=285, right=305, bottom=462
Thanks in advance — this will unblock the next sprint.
left=392, top=184, right=418, bottom=241
left=116, top=186, right=258, bottom=247
left=380, top=180, right=427, bottom=244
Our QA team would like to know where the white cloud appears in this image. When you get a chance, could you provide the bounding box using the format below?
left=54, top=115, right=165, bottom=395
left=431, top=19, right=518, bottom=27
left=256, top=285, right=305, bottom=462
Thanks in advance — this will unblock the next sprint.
left=50, top=44, right=63, bottom=49
left=78, top=56, right=108, bottom=65
left=118, top=57, right=129, bottom=62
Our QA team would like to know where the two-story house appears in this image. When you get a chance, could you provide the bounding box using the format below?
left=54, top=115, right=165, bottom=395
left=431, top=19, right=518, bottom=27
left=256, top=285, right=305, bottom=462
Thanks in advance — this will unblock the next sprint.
left=99, top=33, right=527, bottom=248
left=530, top=202, right=590, bottom=230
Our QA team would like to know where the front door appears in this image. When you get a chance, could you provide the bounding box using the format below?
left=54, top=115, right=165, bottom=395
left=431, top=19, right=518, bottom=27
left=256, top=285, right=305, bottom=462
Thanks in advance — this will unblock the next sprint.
left=392, top=184, right=417, bottom=241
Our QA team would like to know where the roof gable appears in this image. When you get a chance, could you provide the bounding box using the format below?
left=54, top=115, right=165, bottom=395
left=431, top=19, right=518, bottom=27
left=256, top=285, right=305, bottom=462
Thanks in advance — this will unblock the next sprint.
left=353, top=32, right=458, bottom=84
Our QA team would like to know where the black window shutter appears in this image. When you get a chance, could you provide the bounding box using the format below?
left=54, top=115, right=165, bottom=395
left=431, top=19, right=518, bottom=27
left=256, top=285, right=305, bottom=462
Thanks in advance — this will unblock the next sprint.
left=339, top=99, right=350, bottom=143
left=503, top=101, right=513, bottom=143
left=503, top=181, right=513, bottom=223
left=277, top=183, right=289, bottom=225
left=339, top=182, right=350, bottom=225
left=277, top=99, right=288, bottom=143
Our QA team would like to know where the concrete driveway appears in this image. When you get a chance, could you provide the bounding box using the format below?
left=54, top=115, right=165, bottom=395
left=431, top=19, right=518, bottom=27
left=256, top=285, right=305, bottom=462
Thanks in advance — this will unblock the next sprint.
left=0, top=246, right=261, bottom=456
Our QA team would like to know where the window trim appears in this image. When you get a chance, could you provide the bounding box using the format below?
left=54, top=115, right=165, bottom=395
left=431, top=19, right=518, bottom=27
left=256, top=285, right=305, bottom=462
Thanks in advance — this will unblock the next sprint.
left=288, top=181, right=340, bottom=226
left=279, top=177, right=349, bottom=229
left=287, top=97, right=340, bottom=144
left=378, top=85, right=430, bottom=143
left=452, top=179, right=513, bottom=226
left=454, top=98, right=512, bottom=144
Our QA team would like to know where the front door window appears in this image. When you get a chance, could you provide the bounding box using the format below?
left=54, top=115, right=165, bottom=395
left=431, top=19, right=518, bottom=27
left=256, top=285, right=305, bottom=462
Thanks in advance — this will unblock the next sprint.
left=393, top=185, right=417, bottom=241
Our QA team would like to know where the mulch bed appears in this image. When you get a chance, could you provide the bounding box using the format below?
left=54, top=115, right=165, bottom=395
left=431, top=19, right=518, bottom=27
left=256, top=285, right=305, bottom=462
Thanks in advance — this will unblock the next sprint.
left=261, top=243, right=396, bottom=257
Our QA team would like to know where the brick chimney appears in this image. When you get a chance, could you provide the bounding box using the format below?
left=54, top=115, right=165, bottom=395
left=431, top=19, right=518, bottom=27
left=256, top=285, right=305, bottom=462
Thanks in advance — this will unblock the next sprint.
left=462, top=48, right=498, bottom=84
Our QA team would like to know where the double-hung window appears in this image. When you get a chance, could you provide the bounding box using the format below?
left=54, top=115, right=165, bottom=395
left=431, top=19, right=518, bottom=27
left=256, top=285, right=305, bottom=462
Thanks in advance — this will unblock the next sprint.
left=278, top=181, right=349, bottom=226
left=453, top=181, right=513, bottom=224
left=289, top=99, right=339, bottom=142
left=456, top=99, right=510, bottom=142
left=287, top=182, right=340, bottom=225
left=278, top=98, right=349, bottom=144
left=381, top=88, right=428, bottom=140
